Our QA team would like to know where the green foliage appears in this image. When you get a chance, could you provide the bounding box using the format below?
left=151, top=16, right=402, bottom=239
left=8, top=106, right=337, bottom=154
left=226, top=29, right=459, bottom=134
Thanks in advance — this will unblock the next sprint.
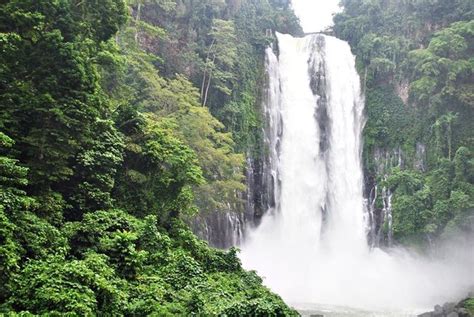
left=0, top=206, right=20, bottom=301
left=462, top=298, right=474, bottom=316
left=113, top=114, right=204, bottom=220
left=201, top=19, right=238, bottom=104
left=129, top=0, right=301, bottom=152
left=105, top=12, right=248, bottom=216
left=454, top=146, right=474, bottom=183
left=0, top=0, right=128, bottom=220
left=0, top=133, right=31, bottom=212
left=163, top=77, right=246, bottom=212
left=0, top=0, right=299, bottom=315
left=384, top=155, right=473, bottom=244
left=335, top=0, right=474, bottom=245
left=364, top=87, right=416, bottom=149
left=407, top=20, right=473, bottom=110
left=5, top=210, right=295, bottom=316
left=9, top=253, right=127, bottom=315
left=69, top=119, right=124, bottom=216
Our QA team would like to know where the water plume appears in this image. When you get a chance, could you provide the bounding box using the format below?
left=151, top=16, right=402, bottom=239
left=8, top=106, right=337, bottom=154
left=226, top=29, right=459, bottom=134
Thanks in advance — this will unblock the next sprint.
left=240, top=33, right=474, bottom=314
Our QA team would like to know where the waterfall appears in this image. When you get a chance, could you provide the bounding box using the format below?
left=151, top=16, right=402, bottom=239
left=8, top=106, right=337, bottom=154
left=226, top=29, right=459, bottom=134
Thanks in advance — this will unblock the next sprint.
left=240, top=32, right=474, bottom=313
left=262, top=45, right=282, bottom=218
left=382, top=186, right=394, bottom=247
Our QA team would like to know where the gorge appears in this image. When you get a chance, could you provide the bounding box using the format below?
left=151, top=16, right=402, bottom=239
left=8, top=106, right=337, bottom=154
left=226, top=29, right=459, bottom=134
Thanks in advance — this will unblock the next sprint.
left=238, top=0, right=474, bottom=315
left=0, top=0, right=472, bottom=315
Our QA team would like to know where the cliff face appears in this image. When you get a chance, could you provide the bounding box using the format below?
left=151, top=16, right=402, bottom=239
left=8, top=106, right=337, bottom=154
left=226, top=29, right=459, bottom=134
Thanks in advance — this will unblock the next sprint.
left=195, top=1, right=474, bottom=250
left=189, top=156, right=269, bottom=248
left=160, top=1, right=302, bottom=248
left=335, top=0, right=474, bottom=247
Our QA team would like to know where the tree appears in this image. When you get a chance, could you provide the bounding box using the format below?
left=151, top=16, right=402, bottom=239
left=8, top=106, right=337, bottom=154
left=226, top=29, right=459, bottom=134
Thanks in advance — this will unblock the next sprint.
left=0, top=133, right=25, bottom=301
left=113, top=114, right=204, bottom=221
left=0, top=1, right=305, bottom=314
left=200, top=19, right=238, bottom=107
left=67, top=120, right=124, bottom=218
left=454, top=146, right=473, bottom=184
left=0, top=0, right=128, bottom=217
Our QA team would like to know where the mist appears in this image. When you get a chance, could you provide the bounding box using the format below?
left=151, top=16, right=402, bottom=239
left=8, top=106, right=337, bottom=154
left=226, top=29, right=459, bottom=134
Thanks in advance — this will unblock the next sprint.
left=239, top=2, right=474, bottom=313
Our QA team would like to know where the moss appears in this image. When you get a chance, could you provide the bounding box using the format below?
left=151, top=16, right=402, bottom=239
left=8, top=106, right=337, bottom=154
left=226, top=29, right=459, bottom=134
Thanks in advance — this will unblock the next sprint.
left=337, top=1, right=474, bottom=246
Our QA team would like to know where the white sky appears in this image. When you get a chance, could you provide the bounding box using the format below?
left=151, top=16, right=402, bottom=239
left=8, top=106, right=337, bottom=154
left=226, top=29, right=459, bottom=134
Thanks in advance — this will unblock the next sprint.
left=290, top=0, right=342, bottom=33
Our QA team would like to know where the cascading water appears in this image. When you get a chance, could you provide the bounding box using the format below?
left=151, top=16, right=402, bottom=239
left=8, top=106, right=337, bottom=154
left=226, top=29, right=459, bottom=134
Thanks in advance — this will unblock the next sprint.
left=240, top=31, right=474, bottom=314
left=382, top=185, right=394, bottom=247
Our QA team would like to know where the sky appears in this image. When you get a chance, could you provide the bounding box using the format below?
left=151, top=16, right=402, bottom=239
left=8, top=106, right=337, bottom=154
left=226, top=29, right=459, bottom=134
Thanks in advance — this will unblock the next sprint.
left=290, top=0, right=342, bottom=33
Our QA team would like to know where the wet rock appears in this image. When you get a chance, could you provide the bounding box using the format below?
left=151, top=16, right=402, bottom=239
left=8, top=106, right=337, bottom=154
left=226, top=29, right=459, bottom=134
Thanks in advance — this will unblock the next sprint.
left=434, top=305, right=444, bottom=316
left=456, top=308, right=469, bottom=317
left=419, top=297, right=473, bottom=317
left=444, top=302, right=456, bottom=314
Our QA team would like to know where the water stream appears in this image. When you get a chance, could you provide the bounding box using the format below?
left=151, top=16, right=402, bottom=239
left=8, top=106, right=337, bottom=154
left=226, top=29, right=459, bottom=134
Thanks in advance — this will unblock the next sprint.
left=239, top=31, right=473, bottom=315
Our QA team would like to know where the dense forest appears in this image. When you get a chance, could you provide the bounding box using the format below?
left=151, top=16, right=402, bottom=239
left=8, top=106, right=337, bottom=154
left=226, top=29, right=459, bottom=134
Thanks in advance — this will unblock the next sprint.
left=333, top=0, right=473, bottom=247
left=0, top=0, right=301, bottom=315
left=333, top=4, right=473, bottom=313
left=0, top=0, right=473, bottom=315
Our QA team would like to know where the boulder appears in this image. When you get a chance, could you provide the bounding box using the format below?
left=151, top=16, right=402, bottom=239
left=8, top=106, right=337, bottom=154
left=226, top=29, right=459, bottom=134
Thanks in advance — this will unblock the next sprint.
left=434, top=305, right=444, bottom=317
left=444, top=302, right=457, bottom=314
left=456, top=308, right=470, bottom=317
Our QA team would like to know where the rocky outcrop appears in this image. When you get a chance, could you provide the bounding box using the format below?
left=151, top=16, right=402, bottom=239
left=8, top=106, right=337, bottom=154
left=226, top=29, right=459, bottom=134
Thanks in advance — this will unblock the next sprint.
left=365, top=146, right=403, bottom=247
left=418, top=298, right=474, bottom=317
left=189, top=147, right=276, bottom=249
left=189, top=210, right=245, bottom=249
left=365, top=141, right=428, bottom=247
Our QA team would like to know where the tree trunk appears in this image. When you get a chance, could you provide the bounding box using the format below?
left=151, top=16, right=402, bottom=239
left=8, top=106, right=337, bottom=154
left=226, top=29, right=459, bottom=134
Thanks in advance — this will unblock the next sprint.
left=202, top=55, right=216, bottom=108
left=447, top=123, right=452, bottom=161
left=135, top=2, right=142, bottom=43
left=201, top=39, right=216, bottom=102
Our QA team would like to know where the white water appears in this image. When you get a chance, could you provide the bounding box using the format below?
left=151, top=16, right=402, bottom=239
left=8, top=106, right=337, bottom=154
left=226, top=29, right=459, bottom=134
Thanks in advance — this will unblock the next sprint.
left=240, top=32, right=474, bottom=314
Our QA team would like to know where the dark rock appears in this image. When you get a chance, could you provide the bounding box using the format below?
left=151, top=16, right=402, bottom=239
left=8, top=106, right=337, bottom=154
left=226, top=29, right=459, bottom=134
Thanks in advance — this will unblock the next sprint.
left=434, top=305, right=444, bottom=316
left=456, top=308, right=469, bottom=317
left=310, top=315, right=324, bottom=317
left=444, top=302, right=457, bottom=314
left=421, top=296, right=473, bottom=317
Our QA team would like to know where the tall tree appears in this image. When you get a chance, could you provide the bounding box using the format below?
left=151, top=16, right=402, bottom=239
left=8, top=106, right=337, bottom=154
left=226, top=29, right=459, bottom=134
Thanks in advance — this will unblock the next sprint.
left=200, top=19, right=238, bottom=107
